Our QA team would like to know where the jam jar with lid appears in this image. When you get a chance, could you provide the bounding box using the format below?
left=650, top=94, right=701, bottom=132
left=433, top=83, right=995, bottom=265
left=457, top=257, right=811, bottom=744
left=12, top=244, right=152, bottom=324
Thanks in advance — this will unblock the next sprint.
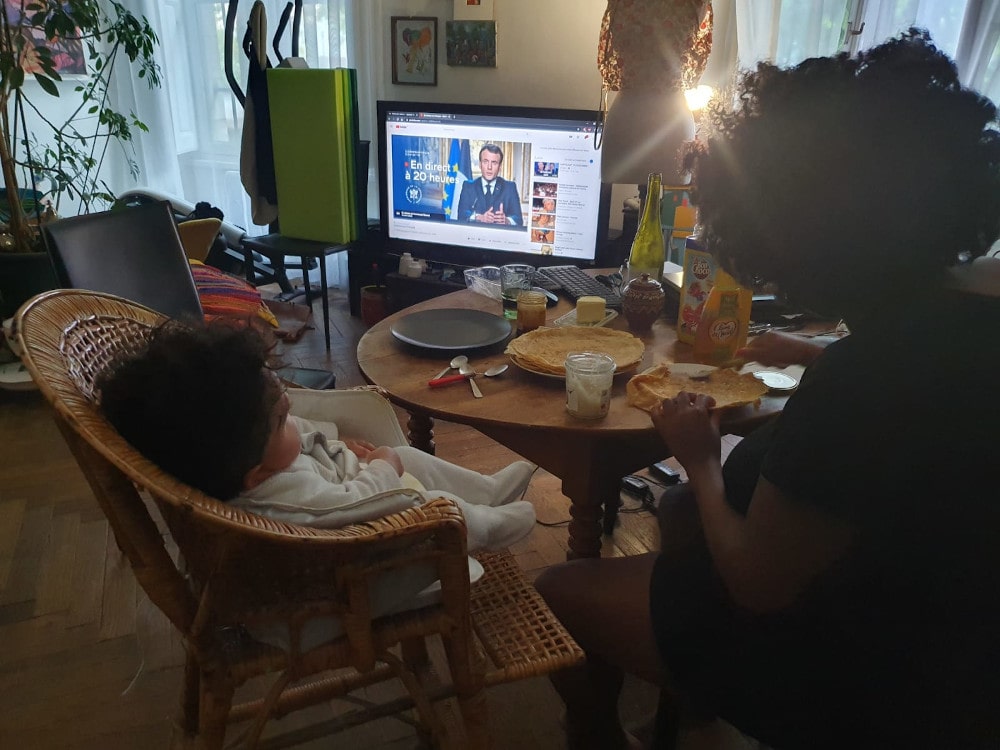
left=622, top=273, right=665, bottom=332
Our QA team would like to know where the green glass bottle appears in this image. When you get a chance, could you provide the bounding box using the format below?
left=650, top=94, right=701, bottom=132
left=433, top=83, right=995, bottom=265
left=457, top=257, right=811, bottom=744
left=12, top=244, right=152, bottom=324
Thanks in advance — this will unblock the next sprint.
left=627, top=173, right=665, bottom=284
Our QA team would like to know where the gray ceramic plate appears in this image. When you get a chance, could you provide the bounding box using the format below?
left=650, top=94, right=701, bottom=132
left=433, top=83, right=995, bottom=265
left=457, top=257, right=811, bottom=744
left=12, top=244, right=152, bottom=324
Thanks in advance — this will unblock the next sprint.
left=390, top=308, right=513, bottom=350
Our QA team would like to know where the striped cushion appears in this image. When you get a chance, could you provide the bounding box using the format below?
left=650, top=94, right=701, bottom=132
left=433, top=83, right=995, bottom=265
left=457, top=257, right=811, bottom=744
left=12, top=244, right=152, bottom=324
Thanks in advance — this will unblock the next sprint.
left=189, top=261, right=278, bottom=327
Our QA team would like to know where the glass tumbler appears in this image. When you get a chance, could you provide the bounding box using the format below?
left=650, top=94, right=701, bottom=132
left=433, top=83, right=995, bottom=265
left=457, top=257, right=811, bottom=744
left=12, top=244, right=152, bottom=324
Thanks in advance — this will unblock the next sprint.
left=500, top=264, right=535, bottom=320
left=565, top=352, right=616, bottom=419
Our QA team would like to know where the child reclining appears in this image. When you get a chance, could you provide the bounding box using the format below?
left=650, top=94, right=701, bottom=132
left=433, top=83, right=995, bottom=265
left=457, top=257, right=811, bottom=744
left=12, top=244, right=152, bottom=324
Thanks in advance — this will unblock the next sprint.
left=96, top=321, right=537, bottom=553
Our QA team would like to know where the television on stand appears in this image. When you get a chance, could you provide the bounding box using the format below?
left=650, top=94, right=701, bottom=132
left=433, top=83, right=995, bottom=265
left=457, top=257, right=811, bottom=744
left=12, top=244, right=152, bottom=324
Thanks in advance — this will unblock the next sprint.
left=375, top=100, right=613, bottom=274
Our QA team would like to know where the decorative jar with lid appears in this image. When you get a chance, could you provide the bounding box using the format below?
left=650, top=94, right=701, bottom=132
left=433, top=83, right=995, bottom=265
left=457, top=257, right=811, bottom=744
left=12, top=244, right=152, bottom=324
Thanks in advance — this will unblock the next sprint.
left=622, top=273, right=665, bottom=332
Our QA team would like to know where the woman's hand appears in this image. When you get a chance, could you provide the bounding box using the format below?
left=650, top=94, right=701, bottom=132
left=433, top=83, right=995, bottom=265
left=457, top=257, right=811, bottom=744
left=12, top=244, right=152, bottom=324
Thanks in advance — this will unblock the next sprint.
left=649, top=392, right=721, bottom=472
left=343, top=437, right=376, bottom=460
left=737, top=330, right=825, bottom=367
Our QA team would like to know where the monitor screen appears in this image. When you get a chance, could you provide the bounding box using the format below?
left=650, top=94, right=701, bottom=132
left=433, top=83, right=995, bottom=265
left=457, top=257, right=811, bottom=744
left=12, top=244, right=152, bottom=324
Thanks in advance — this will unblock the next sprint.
left=377, top=100, right=610, bottom=269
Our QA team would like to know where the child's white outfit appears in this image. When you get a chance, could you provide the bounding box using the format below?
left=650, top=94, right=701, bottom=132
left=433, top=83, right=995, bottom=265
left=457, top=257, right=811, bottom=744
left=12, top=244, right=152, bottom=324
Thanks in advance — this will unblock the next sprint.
left=230, top=414, right=537, bottom=650
left=232, top=415, right=537, bottom=551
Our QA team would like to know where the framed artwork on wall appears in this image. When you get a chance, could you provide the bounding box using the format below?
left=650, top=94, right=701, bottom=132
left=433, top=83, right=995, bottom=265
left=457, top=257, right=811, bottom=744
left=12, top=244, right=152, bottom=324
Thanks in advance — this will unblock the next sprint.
left=445, top=20, right=497, bottom=68
left=391, top=16, right=437, bottom=86
left=5, top=0, right=86, bottom=76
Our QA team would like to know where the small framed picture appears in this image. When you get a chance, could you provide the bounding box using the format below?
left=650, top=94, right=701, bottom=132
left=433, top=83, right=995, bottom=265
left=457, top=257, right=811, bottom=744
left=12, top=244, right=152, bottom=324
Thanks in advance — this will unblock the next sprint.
left=391, top=16, right=437, bottom=86
left=445, top=20, right=497, bottom=68
left=453, top=0, right=495, bottom=21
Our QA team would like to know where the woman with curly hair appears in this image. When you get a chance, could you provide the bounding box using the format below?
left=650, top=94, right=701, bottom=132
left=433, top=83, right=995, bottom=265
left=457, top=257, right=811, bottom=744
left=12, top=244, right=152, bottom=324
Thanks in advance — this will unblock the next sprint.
left=536, top=30, right=1000, bottom=749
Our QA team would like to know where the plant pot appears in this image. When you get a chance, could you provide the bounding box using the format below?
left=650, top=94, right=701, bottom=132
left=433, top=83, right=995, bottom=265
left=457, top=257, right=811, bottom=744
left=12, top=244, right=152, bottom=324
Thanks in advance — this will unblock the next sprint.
left=0, top=251, right=59, bottom=320
left=360, top=285, right=388, bottom=327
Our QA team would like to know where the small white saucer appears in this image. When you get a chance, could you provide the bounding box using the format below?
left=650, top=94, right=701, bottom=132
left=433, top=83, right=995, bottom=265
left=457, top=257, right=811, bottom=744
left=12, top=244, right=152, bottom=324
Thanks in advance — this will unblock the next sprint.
left=753, top=370, right=799, bottom=392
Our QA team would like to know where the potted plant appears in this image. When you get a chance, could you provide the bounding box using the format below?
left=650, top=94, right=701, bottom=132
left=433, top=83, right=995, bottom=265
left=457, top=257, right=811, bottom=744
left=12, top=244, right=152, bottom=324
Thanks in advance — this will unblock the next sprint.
left=0, top=0, right=160, bottom=319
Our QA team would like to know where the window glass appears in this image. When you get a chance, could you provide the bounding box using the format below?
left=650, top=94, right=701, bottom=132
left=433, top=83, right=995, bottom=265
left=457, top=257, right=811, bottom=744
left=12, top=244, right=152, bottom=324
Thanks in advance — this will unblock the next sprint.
left=155, top=0, right=351, bottom=238
left=858, top=0, right=968, bottom=57
left=775, top=0, right=851, bottom=66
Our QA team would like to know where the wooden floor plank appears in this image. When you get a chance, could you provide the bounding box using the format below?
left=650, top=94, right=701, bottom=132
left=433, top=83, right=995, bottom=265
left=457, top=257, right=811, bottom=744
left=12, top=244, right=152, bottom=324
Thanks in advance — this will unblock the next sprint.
left=0, top=501, right=52, bottom=607
left=67, top=519, right=109, bottom=628
left=99, top=531, right=137, bottom=640
left=0, top=612, right=101, bottom=663
left=33, top=511, right=81, bottom=616
left=0, top=497, right=26, bottom=588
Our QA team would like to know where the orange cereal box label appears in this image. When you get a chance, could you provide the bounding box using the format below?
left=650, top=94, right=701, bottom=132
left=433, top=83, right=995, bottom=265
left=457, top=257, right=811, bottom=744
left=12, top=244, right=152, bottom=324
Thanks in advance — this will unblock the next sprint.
left=677, top=248, right=717, bottom=343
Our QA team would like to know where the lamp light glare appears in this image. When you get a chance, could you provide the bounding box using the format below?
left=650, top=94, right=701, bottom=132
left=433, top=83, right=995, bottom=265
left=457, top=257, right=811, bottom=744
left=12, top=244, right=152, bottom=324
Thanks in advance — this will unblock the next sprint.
left=684, top=85, right=715, bottom=113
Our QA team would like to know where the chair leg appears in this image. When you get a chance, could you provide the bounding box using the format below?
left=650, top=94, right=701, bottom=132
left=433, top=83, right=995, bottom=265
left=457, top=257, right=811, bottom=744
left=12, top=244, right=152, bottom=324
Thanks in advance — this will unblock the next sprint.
left=318, top=253, right=330, bottom=350
left=197, top=671, right=235, bottom=750
left=402, top=637, right=436, bottom=748
left=454, top=689, right=490, bottom=750
left=383, top=650, right=450, bottom=747
left=179, top=652, right=201, bottom=738
left=439, top=630, right=491, bottom=750
left=402, top=636, right=431, bottom=671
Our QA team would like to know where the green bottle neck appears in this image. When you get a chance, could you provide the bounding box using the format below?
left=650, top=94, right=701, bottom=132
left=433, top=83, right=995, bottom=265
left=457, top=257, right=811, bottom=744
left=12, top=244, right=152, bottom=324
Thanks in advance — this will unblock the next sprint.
left=639, top=177, right=662, bottom=228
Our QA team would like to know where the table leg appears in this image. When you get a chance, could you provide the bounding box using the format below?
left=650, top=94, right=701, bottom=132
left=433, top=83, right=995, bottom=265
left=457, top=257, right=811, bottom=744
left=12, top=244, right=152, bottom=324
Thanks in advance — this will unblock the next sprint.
left=561, top=466, right=622, bottom=559
left=566, top=496, right=605, bottom=559
left=446, top=424, right=665, bottom=560
left=603, top=498, right=621, bottom=536
left=406, top=413, right=436, bottom=455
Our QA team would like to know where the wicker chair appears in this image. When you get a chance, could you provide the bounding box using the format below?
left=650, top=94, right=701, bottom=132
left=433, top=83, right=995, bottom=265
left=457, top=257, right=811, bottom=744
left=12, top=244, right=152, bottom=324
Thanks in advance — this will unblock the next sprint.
left=14, top=289, right=583, bottom=749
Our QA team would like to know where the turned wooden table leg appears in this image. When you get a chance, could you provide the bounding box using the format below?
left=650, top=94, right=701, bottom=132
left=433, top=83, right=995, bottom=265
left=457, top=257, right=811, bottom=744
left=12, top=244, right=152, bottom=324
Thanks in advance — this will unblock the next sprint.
left=566, top=497, right=604, bottom=559
left=407, top=412, right=436, bottom=454
left=564, top=463, right=625, bottom=559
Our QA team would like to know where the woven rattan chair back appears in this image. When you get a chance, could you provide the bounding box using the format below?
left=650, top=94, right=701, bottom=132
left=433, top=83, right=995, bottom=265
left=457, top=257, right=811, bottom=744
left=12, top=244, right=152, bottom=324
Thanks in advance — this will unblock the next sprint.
left=14, top=289, right=583, bottom=749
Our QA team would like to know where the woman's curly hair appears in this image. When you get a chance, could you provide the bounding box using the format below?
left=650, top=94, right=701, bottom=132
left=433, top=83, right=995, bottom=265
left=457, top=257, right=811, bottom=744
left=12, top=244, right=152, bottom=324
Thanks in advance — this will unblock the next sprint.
left=96, top=320, right=281, bottom=500
left=683, top=29, right=1000, bottom=320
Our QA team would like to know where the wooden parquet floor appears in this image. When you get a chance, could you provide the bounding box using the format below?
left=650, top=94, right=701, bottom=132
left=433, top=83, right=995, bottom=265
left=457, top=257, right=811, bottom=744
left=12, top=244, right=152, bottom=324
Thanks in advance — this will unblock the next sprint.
left=0, top=284, right=669, bottom=749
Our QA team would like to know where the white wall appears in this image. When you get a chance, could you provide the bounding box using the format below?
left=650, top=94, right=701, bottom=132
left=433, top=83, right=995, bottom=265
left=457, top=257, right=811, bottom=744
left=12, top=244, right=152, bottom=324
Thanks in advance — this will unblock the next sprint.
left=360, top=0, right=634, bottom=229
left=368, top=0, right=604, bottom=108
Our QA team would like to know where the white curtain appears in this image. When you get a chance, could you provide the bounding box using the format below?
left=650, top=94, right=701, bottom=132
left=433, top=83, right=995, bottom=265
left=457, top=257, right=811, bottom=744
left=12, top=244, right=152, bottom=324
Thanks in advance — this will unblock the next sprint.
left=108, top=0, right=360, bottom=286
left=733, top=0, right=782, bottom=71
left=953, top=0, right=1000, bottom=102
left=731, top=0, right=1000, bottom=99
left=731, top=0, right=848, bottom=70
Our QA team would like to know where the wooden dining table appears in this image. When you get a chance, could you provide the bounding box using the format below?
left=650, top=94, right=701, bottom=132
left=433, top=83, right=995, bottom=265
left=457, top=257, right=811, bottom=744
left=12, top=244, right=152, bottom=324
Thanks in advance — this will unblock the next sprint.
left=356, top=284, right=795, bottom=559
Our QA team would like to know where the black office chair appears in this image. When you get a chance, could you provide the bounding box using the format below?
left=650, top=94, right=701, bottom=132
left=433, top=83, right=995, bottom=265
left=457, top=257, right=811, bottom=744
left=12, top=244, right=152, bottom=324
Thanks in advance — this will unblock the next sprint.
left=42, top=202, right=336, bottom=389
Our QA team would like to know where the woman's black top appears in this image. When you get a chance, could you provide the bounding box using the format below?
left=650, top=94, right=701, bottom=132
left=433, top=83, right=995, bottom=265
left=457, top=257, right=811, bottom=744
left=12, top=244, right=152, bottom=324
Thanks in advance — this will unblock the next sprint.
left=650, top=287, right=1000, bottom=748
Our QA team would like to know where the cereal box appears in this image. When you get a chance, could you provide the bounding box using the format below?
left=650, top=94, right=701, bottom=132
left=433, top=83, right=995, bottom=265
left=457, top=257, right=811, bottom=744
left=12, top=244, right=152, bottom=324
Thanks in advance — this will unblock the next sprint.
left=676, top=241, right=717, bottom=344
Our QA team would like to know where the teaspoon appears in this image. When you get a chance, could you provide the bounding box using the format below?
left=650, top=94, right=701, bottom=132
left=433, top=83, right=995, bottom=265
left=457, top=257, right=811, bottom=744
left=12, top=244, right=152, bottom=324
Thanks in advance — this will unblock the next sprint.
left=483, top=364, right=508, bottom=377
left=433, top=354, right=468, bottom=380
left=458, top=364, right=483, bottom=398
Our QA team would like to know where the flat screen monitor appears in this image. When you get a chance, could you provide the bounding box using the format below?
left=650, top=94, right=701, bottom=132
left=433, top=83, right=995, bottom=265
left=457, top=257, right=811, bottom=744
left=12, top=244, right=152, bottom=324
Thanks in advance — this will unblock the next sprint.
left=377, top=100, right=611, bottom=269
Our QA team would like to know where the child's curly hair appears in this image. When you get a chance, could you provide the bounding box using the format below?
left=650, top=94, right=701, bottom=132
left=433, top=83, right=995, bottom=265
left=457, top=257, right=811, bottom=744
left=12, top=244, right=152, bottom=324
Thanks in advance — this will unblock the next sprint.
left=96, top=320, right=281, bottom=500
left=683, top=29, right=1000, bottom=320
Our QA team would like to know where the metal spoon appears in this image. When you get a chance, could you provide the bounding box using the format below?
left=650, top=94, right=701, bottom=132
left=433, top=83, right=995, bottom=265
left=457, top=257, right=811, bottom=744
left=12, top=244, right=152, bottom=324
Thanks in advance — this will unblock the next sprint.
left=433, top=354, right=468, bottom=380
left=483, top=364, right=508, bottom=377
left=458, top=364, right=483, bottom=398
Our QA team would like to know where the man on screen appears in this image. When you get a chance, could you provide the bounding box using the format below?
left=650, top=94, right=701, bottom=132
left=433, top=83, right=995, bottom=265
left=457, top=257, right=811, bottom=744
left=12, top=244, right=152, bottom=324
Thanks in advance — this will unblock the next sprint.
left=457, top=144, right=523, bottom=226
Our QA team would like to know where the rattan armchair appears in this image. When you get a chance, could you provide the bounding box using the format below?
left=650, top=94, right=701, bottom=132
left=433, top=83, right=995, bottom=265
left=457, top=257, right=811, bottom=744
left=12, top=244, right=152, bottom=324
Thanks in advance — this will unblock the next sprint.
left=14, top=289, right=583, bottom=749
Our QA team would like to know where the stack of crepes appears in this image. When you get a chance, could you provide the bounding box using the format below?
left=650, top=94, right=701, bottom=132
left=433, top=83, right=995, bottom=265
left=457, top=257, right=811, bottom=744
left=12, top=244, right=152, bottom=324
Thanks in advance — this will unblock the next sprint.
left=505, top=326, right=645, bottom=376
left=627, top=363, right=768, bottom=412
